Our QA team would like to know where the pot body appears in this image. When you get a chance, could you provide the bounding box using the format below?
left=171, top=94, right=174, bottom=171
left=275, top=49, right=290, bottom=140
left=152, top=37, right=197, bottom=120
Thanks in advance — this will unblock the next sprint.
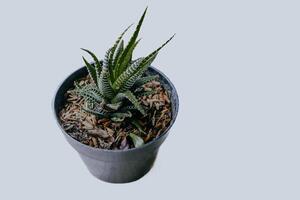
left=53, top=66, right=179, bottom=183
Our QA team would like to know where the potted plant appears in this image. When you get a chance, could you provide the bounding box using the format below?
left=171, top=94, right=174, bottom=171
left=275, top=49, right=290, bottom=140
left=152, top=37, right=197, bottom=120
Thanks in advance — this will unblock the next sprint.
left=53, top=8, right=179, bottom=183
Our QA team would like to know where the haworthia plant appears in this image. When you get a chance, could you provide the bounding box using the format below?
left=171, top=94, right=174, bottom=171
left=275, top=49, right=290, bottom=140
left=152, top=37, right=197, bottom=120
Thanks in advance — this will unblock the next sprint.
left=75, top=8, right=174, bottom=146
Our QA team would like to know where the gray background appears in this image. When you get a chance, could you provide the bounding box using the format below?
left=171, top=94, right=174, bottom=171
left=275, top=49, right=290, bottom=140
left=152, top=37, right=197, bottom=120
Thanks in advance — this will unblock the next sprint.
left=0, top=0, right=299, bottom=199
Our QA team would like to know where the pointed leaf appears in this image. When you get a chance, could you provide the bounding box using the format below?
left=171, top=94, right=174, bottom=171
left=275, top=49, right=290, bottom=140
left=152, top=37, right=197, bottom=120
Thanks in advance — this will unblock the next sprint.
left=114, top=34, right=175, bottom=91
left=81, top=48, right=102, bottom=69
left=138, top=34, right=175, bottom=71
left=82, top=56, right=97, bottom=84
left=116, top=8, right=147, bottom=77
left=110, top=24, right=132, bottom=60
left=109, top=25, right=132, bottom=79
left=113, top=40, right=124, bottom=68
left=116, top=39, right=141, bottom=77
left=113, top=53, right=157, bottom=92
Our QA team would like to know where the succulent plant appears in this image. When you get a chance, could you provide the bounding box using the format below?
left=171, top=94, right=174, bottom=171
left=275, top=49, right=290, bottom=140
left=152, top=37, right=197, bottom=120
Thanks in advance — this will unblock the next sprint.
left=75, top=7, right=174, bottom=124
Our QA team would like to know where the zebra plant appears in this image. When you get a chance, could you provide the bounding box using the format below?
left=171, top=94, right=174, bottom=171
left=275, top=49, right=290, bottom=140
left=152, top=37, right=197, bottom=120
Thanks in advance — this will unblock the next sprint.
left=75, top=7, right=174, bottom=123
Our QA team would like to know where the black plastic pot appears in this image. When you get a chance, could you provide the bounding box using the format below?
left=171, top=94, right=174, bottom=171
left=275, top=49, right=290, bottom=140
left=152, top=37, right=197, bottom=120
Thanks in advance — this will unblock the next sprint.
left=53, top=66, right=179, bottom=183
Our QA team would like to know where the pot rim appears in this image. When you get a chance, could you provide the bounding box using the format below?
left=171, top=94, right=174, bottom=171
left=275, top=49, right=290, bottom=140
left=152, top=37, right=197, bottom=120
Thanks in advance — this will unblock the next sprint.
left=52, top=65, right=179, bottom=153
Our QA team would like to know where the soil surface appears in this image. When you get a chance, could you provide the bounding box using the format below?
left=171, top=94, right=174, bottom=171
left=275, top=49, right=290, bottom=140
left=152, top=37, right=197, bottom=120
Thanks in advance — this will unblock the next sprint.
left=59, top=75, right=172, bottom=150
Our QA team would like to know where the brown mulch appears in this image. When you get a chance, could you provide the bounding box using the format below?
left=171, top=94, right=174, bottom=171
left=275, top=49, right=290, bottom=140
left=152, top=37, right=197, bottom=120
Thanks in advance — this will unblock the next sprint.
left=59, top=76, right=172, bottom=150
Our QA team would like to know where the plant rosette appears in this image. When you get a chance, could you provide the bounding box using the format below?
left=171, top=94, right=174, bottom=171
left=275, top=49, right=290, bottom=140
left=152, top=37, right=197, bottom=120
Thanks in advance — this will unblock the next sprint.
left=53, top=8, right=179, bottom=183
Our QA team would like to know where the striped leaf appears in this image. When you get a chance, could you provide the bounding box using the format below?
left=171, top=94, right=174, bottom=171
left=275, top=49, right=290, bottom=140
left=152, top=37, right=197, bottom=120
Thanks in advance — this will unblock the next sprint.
left=98, top=67, right=114, bottom=99
left=109, top=25, right=132, bottom=80
left=114, top=34, right=175, bottom=91
left=81, top=48, right=102, bottom=69
left=112, top=90, right=145, bottom=115
left=113, top=54, right=157, bottom=92
left=116, top=39, right=141, bottom=78
left=115, top=8, right=147, bottom=78
left=76, top=87, right=102, bottom=103
left=119, top=57, right=151, bottom=93
left=113, top=40, right=124, bottom=69
left=82, top=106, right=107, bottom=117
left=112, top=58, right=143, bottom=90
left=103, top=48, right=112, bottom=69
left=76, top=84, right=105, bottom=100
left=138, top=34, right=175, bottom=71
left=109, top=25, right=132, bottom=60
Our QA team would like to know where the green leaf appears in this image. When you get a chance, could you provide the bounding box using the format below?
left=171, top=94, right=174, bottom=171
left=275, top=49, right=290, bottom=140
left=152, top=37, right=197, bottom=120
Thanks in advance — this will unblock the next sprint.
left=82, top=106, right=107, bottom=117
left=76, top=84, right=105, bottom=100
left=98, top=67, right=114, bottom=99
left=112, top=58, right=143, bottom=91
left=81, top=48, right=102, bottom=69
left=116, top=7, right=147, bottom=78
left=112, top=90, right=145, bottom=115
left=116, top=39, right=141, bottom=78
left=118, top=58, right=147, bottom=93
left=109, top=25, right=133, bottom=80
left=138, top=34, right=175, bottom=71
left=103, top=48, right=112, bottom=69
left=113, top=54, right=157, bottom=92
left=75, top=84, right=104, bottom=103
left=82, top=56, right=97, bottom=84
left=114, top=34, right=175, bottom=90
left=113, top=40, right=124, bottom=74
left=129, top=133, right=144, bottom=148
left=110, top=24, right=132, bottom=59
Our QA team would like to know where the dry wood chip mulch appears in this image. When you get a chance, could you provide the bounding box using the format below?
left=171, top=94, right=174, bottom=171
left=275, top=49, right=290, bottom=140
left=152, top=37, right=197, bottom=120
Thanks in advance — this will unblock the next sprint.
left=59, top=76, right=172, bottom=150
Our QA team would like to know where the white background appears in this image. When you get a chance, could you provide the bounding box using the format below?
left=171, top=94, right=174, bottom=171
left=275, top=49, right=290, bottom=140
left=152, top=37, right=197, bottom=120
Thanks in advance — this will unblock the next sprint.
left=0, top=0, right=299, bottom=199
